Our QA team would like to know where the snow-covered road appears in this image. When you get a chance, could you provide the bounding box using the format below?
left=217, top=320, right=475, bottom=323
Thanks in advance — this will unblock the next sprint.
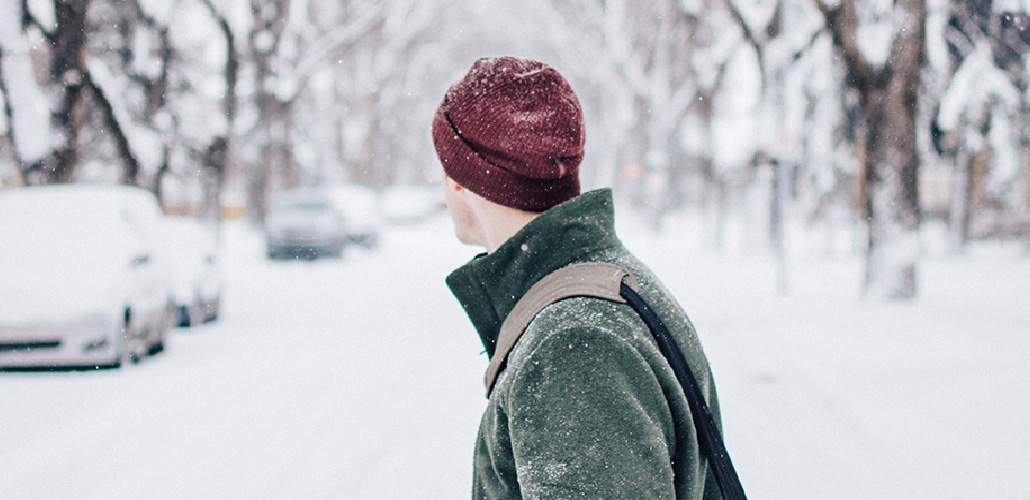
left=3, top=216, right=1028, bottom=499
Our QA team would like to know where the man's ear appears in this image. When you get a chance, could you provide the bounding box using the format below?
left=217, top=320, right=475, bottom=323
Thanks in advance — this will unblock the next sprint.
left=445, top=176, right=464, bottom=192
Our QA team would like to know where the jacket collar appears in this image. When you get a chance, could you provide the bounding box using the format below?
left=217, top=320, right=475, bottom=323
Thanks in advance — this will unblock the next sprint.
left=446, top=189, right=622, bottom=356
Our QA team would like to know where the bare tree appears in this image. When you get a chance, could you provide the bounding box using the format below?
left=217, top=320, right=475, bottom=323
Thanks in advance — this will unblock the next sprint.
left=935, top=0, right=995, bottom=253
left=815, top=0, right=927, bottom=300
left=533, top=0, right=713, bottom=222
left=932, top=1, right=1029, bottom=251
left=246, top=0, right=290, bottom=223
left=41, top=0, right=91, bottom=183
left=199, top=0, right=241, bottom=227
left=724, top=0, right=824, bottom=292
left=1, top=0, right=166, bottom=187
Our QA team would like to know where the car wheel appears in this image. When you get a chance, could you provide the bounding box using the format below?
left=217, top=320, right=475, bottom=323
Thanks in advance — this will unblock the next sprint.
left=147, top=340, right=165, bottom=356
left=130, top=332, right=146, bottom=364
left=116, top=331, right=141, bottom=367
left=177, top=304, right=192, bottom=328
left=148, top=313, right=168, bottom=356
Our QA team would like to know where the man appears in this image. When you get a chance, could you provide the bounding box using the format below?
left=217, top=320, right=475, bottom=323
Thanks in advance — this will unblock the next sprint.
left=434, top=56, right=727, bottom=499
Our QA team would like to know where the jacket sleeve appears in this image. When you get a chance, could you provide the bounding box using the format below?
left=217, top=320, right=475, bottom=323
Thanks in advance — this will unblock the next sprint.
left=505, top=326, right=677, bottom=499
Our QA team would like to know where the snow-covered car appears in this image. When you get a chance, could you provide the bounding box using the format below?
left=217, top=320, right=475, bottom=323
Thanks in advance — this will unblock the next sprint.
left=380, top=185, right=446, bottom=224
left=0, top=185, right=171, bottom=368
left=265, top=191, right=347, bottom=260
left=327, top=184, right=382, bottom=249
left=162, top=217, right=222, bottom=327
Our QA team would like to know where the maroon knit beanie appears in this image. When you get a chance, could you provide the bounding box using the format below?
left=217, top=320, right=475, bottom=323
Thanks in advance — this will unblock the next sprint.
left=432, top=57, right=585, bottom=212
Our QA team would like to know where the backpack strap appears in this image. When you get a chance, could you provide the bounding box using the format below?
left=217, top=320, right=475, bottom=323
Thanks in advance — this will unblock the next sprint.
left=485, top=262, right=637, bottom=397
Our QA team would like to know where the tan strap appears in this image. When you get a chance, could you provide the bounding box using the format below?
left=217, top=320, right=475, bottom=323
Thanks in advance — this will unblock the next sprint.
left=484, top=262, right=639, bottom=397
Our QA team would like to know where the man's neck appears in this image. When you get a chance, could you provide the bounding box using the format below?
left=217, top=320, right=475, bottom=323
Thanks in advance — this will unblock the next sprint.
left=481, top=209, right=539, bottom=254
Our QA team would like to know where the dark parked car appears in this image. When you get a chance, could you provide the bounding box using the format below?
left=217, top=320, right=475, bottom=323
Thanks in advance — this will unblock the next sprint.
left=265, top=192, right=347, bottom=260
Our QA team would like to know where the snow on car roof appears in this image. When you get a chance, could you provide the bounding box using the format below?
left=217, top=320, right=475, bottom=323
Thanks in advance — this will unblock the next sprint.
left=0, top=185, right=158, bottom=261
left=0, top=185, right=160, bottom=321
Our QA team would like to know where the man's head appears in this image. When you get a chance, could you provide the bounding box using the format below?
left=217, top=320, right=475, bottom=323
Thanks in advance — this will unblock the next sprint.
left=432, top=57, right=585, bottom=248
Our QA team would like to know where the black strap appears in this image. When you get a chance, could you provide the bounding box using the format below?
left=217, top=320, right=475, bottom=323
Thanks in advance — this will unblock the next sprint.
left=620, top=282, right=747, bottom=500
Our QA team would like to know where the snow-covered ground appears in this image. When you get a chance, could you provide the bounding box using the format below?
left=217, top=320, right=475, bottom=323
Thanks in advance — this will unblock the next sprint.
left=2, top=213, right=1028, bottom=499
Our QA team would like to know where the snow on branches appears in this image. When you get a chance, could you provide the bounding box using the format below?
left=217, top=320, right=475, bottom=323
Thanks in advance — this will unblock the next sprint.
left=0, top=1, right=52, bottom=166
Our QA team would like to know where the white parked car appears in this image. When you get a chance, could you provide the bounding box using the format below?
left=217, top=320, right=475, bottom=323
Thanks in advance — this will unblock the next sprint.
left=327, top=184, right=382, bottom=249
left=162, top=217, right=222, bottom=327
left=0, top=185, right=171, bottom=369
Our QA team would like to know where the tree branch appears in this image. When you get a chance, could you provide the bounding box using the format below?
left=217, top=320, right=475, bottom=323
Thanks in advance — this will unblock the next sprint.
left=725, top=0, right=787, bottom=93
left=200, top=0, right=239, bottom=123
left=82, top=70, right=142, bottom=185
left=19, top=0, right=55, bottom=44
left=724, top=0, right=762, bottom=52
left=813, top=0, right=874, bottom=89
left=885, top=0, right=925, bottom=85
left=790, top=27, right=827, bottom=65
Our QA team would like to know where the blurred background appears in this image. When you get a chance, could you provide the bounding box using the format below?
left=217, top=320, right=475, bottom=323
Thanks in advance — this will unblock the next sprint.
left=1, top=0, right=1028, bottom=499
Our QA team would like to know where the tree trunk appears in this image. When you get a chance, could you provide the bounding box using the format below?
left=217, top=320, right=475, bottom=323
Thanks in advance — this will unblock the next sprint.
left=818, top=0, right=926, bottom=300
left=333, top=78, right=346, bottom=181
left=216, top=25, right=236, bottom=229
left=200, top=0, right=238, bottom=229
left=769, top=158, right=789, bottom=293
left=861, top=80, right=922, bottom=300
left=356, top=90, right=382, bottom=188
left=204, top=136, right=228, bottom=228
left=247, top=0, right=289, bottom=225
left=1023, top=147, right=1030, bottom=255
left=47, top=0, right=92, bottom=184
left=280, top=100, right=297, bottom=189
left=0, top=48, right=22, bottom=182
left=1020, top=103, right=1030, bottom=255
left=948, top=146, right=973, bottom=253
left=695, top=87, right=724, bottom=252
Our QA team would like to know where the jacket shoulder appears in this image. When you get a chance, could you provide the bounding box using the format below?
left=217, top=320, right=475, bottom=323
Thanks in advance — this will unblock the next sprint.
left=526, top=295, right=645, bottom=345
left=495, top=296, right=650, bottom=397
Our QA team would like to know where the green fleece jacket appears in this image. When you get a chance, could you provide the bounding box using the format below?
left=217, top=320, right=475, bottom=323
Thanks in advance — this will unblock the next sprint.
left=447, top=189, right=725, bottom=500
